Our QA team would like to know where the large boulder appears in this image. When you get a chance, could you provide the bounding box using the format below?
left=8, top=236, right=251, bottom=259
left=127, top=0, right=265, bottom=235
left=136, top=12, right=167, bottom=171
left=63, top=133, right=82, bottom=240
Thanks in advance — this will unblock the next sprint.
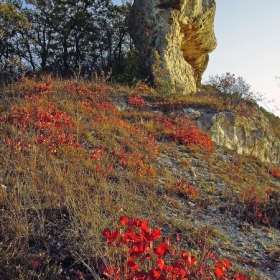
left=183, top=108, right=280, bottom=163
left=129, top=0, right=217, bottom=94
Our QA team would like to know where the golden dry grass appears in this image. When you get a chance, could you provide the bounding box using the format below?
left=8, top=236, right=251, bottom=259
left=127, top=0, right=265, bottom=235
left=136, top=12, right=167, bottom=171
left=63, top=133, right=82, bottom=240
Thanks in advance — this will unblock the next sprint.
left=0, top=76, right=279, bottom=279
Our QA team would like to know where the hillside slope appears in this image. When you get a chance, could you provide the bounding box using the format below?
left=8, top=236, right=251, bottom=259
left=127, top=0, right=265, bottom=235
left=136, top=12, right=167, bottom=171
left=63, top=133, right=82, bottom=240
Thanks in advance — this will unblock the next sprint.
left=0, top=77, right=279, bottom=280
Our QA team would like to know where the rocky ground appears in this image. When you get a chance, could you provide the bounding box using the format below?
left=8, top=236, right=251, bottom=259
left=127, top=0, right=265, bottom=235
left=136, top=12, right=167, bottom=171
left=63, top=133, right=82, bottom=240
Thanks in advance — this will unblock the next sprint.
left=1, top=83, right=279, bottom=279
left=155, top=144, right=280, bottom=280
left=113, top=92, right=280, bottom=280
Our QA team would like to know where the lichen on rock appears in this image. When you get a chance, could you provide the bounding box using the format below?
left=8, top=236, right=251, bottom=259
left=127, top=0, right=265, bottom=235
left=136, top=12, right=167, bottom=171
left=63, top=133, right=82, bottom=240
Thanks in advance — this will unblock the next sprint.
left=129, top=0, right=217, bottom=94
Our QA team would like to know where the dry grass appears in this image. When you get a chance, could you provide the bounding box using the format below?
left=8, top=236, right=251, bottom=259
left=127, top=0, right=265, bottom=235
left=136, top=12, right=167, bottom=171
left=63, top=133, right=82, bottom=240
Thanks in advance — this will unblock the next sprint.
left=0, top=77, right=279, bottom=279
left=0, top=77, right=168, bottom=278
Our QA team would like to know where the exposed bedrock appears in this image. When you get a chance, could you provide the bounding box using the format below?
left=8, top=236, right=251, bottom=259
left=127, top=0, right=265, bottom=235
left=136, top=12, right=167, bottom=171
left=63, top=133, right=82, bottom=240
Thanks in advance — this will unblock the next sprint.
left=183, top=108, right=280, bottom=163
left=129, top=0, right=217, bottom=93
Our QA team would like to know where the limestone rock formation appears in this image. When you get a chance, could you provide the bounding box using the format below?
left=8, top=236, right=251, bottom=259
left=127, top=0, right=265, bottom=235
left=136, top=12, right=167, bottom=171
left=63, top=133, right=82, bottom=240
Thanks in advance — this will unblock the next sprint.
left=129, top=0, right=217, bottom=94
left=183, top=108, right=280, bottom=163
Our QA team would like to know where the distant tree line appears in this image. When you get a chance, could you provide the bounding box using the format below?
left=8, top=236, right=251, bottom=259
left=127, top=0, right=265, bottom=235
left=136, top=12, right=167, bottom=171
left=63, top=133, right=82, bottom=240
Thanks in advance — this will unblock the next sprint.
left=0, top=0, right=138, bottom=81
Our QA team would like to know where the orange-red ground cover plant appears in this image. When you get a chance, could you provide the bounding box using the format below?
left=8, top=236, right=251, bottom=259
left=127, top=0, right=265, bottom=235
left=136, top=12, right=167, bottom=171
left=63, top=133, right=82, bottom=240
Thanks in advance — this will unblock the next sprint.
left=101, top=216, right=248, bottom=280
left=269, top=168, right=280, bottom=180
left=153, top=114, right=214, bottom=151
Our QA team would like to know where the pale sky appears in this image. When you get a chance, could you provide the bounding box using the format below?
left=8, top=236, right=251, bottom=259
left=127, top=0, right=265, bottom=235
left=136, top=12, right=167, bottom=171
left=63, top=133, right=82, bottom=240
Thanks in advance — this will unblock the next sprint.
left=204, top=0, right=280, bottom=116
left=114, top=0, right=280, bottom=116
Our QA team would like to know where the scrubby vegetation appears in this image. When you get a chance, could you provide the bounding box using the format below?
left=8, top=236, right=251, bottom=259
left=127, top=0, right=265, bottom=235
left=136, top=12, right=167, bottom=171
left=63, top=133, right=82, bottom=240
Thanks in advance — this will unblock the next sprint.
left=205, top=73, right=260, bottom=116
left=1, top=1, right=280, bottom=279
left=0, top=75, right=280, bottom=279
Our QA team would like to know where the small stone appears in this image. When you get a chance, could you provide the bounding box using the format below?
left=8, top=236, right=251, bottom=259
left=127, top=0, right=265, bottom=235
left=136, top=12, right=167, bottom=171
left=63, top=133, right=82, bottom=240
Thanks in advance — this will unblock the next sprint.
left=188, top=201, right=195, bottom=208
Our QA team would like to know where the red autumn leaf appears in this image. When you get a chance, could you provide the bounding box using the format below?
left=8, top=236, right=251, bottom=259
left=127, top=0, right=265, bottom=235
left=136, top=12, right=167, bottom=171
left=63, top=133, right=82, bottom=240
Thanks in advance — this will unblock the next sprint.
left=214, top=266, right=226, bottom=278
left=125, top=229, right=142, bottom=243
left=154, top=243, right=170, bottom=256
left=102, top=265, right=115, bottom=278
left=214, top=260, right=231, bottom=278
left=98, top=146, right=104, bottom=152
left=249, top=188, right=255, bottom=196
left=129, top=243, right=147, bottom=257
left=257, top=211, right=263, bottom=217
left=198, top=266, right=204, bottom=275
left=127, top=257, right=139, bottom=271
left=139, top=219, right=150, bottom=232
left=180, top=251, right=196, bottom=265
left=150, top=268, right=161, bottom=279
left=102, top=228, right=119, bottom=244
left=157, top=258, right=165, bottom=269
left=140, top=231, right=151, bottom=242
left=120, top=216, right=128, bottom=225
left=133, top=218, right=141, bottom=228
left=120, top=157, right=128, bottom=165
left=221, top=259, right=232, bottom=268
left=151, top=228, right=161, bottom=241
left=173, top=261, right=181, bottom=269
left=266, top=188, right=272, bottom=196
left=179, top=268, right=186, bottom=278
left=118, top=230, right=135, bottom=246
left=108, top=230, right=120, bottom=244
left=102, top=228, right=111, bottom=238
left=127, top=217, right=137, bottom=226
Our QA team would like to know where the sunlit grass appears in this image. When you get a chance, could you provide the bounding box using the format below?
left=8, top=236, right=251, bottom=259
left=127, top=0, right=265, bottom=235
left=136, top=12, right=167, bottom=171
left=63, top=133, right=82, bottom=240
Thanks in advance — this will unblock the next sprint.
left=0, top=76, right=279, bottom=279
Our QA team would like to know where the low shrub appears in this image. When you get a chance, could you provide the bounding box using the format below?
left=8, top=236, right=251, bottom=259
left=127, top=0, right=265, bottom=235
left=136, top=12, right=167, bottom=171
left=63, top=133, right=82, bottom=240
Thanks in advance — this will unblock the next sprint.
left=127, top=94, right=147, bottom=109
left=205, top=73, right=261, bottom=116
left=153, top=114, right=214, bottom=151
left=101, top=216, right=248, bottom=280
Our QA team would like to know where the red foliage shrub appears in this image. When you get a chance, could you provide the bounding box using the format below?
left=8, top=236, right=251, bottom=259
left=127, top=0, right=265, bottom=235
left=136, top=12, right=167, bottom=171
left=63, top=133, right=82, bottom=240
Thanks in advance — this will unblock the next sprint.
left=206, top=73, right=260, bottom=116
left=239, top=188, right=280, bottom=227
left=6, top=101, right=81, bottom=152
left=96, top=102, right=116, bottom=113
left=63, top=80, right=109, bottom=104
left=117, top=149, right=157, bottom=178
left=127, top=94, right=147, bottom=109
left=101, top=216, right=248, bottom=280
left=34, top=83, right=52, bottom=94
left=240, top=188, right=264, bottom=224
left=154, top=114, right=214, bottom=151
left=174, top=180, right=197, bottom=198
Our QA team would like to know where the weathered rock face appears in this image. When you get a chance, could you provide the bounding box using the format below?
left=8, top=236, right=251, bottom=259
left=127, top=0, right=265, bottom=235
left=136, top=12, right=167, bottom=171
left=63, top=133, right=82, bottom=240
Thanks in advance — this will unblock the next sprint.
left=129, top=0, right=217, bottom=94
left=183, top=108, right=280, bottom=163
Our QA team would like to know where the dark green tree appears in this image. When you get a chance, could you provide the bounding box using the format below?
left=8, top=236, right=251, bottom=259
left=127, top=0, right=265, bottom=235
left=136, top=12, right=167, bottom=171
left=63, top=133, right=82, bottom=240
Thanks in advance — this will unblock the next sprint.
left=24, top=0, right=113, bottom=75
left=0, top=0, right=138, bottom=80
left=0, top=0, right=30, bottom=76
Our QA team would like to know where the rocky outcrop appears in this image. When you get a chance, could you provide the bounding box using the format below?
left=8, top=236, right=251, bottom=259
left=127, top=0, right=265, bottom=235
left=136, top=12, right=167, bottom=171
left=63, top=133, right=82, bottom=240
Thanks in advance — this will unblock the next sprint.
left=183, top=108, right=280, bottom=163
left=129, top=0, right=217, bottom=94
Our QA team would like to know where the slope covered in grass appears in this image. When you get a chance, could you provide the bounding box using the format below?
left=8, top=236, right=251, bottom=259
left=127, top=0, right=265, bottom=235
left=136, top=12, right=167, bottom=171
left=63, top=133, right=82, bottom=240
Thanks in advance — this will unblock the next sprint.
left=0, top=76, right=279, bottom=279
